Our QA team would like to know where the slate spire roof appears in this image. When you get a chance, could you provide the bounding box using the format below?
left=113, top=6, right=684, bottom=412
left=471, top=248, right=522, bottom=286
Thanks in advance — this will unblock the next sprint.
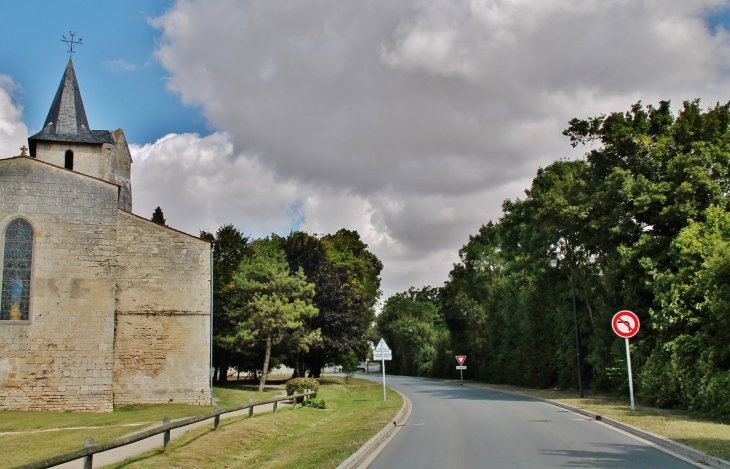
left=28, top=58, right=114, bottom=145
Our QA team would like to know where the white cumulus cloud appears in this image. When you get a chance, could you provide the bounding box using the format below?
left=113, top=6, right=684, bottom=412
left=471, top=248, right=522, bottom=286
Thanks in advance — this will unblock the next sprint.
left=136, top=0, right=730, bottom=299
left=0, top=76, right=29, bottom=157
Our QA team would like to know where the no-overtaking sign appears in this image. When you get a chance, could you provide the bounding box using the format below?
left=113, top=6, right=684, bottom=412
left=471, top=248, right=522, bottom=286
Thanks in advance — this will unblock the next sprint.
left=612, top=311, right=640, bottom=339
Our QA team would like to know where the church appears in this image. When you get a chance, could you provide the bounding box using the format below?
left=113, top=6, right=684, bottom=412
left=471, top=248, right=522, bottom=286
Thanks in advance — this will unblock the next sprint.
left=0, top=59, right=212, bottom=412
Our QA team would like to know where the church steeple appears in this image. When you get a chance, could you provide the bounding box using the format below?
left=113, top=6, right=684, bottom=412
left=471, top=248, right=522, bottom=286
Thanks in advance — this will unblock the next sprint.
left=28, top=59, right=113, bottom=148
left=44, top=58, right=90, bottom=136
left=26, top=57, right=132, bottom=211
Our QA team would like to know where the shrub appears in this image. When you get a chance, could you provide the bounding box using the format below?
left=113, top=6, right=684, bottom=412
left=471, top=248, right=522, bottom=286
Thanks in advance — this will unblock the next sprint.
left=302, top=398, right=326, bottom=409
left=286, top=377, right=319, bottom=402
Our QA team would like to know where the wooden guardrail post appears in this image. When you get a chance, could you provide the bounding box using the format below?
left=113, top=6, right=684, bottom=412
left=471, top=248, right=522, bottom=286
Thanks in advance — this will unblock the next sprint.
left=273, top=401, right=278, bottom=413
left=83, top=438, right=93, bottom=469
left=162, top=418, right=171, bottom=453
left=249, top=398, right=254, bottom=417
left=214, top=407, right=220, bottom=430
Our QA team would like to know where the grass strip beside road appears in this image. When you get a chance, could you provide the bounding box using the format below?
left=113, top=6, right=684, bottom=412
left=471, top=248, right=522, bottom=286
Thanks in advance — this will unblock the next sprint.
left=469, top=382, right=730, bottom=461
left=105, top=378, right=402, bottom=469
left=0, top=386, right=280, bottom=467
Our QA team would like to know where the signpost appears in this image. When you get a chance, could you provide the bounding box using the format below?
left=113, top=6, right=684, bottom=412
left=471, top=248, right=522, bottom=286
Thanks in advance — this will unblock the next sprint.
left=612, top=310, right=640, bottom=410
left=373, top=339, right=392, bottom=400
left=455, top=355, right=467, bottom=380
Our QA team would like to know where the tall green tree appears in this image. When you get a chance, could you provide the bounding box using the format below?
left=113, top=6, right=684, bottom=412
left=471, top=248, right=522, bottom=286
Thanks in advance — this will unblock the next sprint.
left=643, top=206, right=730, bottom=415
left=281, top=231, right=379, bottom=377
left=200, top=224, right=250, bottom=383
left=233, top=239, right=318, bottom=391
left=377, top=287, right=438, bottom=376
left=322, top=229, right=383, bottom=306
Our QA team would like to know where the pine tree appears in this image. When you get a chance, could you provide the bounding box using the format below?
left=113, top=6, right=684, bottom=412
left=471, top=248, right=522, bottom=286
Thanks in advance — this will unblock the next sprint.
left=233, top=239, right=318, bottom=391
left=151, top=207, right=166, bottom=226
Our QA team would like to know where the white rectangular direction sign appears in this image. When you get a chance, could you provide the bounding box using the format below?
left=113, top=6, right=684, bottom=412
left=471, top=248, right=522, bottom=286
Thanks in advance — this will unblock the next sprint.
left=456, top=365, right=467, bottom=370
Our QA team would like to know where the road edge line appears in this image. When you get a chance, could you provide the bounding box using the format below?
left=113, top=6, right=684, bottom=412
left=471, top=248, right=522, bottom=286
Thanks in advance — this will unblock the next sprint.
left=462, top=383, right=730, bottom=469
left=335, top=388, right=412, bottom=469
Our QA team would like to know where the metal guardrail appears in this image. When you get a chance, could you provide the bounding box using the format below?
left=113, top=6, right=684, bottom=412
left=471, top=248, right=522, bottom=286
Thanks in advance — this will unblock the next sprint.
left=13, top=391, right=316, bottom=469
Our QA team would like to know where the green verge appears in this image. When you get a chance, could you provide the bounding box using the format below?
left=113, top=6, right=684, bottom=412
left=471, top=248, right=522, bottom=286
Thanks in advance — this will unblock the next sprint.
left=468, top=382, right=730, bottom=461
left=0, top=386, right=280, bottom=468
left=211, top=383, right=280, bottom=407
left=105, top=378, right=401, bottom=469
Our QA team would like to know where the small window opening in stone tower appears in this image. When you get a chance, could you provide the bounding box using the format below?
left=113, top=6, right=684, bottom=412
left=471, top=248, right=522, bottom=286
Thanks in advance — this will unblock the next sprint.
left=64, top=150, right=74, bottom=170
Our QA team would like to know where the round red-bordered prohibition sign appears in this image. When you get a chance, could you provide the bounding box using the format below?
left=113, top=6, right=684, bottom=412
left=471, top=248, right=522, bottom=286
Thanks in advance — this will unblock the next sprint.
left=612, top=311, right=640, bottom=339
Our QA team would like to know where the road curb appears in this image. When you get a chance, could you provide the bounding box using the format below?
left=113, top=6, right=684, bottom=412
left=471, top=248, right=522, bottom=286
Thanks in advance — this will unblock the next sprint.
left=336, top=388, right=412, bottom=469
left=464, top=383, right=730, bottom=469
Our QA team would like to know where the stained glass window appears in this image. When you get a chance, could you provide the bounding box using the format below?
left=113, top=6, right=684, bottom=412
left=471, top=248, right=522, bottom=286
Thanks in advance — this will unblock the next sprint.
left=1, top=219, right=33, bottom=321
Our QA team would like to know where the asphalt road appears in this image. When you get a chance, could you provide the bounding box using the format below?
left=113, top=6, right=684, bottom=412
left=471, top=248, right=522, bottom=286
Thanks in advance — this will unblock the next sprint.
left=360, top=374, right=699, bottom=469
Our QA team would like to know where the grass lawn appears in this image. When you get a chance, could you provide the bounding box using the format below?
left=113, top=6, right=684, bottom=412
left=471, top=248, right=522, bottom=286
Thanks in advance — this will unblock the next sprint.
left=468, top=382, right=730, bottom=461
left=105, top=378, right=402, bottom=469
left=0, top=384, right=281, bottom=468
left=213, top=382, right=281, bottom=407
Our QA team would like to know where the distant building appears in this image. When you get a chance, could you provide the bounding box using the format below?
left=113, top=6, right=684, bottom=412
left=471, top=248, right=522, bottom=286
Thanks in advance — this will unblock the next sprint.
left=0, top=59, right=212, bottom=412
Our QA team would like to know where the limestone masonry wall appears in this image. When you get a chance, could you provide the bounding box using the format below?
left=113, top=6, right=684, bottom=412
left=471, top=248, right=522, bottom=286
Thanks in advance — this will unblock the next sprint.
left=0, top=158, right=119, bottom=412
left=34, top=130, right=132, bottom=212
left=107, top=130, right=132, bottom=212
left=113, top=211, right=211, bottom=406
left=34, top=141, right=111, bottom=181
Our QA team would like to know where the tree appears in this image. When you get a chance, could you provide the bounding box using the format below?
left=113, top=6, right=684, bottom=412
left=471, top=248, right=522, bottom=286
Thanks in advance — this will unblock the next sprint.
left=151, top=207, right=166, bottom=226
left=233, top=239, right=318, bottom=391
left=643, top=207, right=730, bottom=415
left=281, top=231, right=380, bottom=377
left=377, top=287, right=438, bottom=376
left=322, top=229, right=383, bottom=307
left=200, top=224, right=250, bottom=384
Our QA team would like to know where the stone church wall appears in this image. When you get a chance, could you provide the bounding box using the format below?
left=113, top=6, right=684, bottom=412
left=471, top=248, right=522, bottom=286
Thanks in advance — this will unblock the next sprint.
left=34, top=141, right=111, bottom=181
left=0, top=158, right=119, bottom=412
left=113, top=211, right=211, bottom=406
left=34, top=130, right=133, bottom=212
left=107, top=130, right=133, bottom=212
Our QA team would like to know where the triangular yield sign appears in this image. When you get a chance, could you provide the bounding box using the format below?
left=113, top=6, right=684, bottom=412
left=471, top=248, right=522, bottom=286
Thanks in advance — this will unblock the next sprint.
left=456, top=355, right=466, bottom=366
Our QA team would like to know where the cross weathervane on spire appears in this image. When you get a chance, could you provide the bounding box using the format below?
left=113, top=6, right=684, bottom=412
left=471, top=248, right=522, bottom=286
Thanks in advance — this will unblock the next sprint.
left=61, top=31, right=83, bottom=55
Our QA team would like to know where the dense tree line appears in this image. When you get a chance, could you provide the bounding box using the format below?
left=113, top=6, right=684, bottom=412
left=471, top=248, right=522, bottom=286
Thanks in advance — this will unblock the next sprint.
left=202, top=226, right=382, bottom=388
left=377, top=100, right=730, bottom=418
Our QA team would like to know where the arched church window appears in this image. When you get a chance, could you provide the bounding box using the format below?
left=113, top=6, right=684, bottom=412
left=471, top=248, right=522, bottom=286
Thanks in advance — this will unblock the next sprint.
left=1, top=219, right=33, bottom=321
left=64, top=150, right=74, bottom=170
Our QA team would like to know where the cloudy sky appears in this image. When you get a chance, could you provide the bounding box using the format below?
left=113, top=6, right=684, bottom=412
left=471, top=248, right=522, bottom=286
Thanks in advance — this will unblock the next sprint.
left=2, top=1, right=730, bottom=300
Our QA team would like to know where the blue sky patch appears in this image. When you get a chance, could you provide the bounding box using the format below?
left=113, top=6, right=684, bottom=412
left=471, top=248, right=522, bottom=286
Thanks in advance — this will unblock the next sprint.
left=0, top=1, right=210, bottom=144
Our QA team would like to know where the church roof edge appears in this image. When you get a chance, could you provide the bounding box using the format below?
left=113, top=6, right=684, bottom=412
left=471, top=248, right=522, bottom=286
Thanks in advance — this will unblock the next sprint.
left=119, top=210, right=213, bottom=244
left=0, top=156, right=122, bottom=190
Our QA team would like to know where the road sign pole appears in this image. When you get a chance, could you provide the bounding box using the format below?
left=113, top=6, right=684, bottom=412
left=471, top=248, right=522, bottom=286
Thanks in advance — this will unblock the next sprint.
left=455, top=356, right=467, bottom=380
left=625, top=338, right=635, bottom=411
left=382, top=356, right=386, bottom=401
left=613, top=311, right=640, bottom=411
